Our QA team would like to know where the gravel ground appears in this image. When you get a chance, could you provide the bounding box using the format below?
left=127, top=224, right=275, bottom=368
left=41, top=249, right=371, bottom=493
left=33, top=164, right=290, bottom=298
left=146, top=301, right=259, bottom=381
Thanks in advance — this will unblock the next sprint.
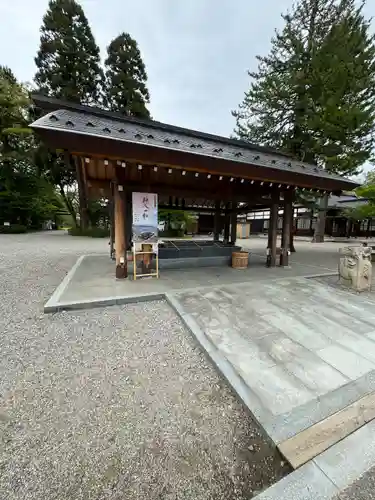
left=0, top=232, right=290, bottom=500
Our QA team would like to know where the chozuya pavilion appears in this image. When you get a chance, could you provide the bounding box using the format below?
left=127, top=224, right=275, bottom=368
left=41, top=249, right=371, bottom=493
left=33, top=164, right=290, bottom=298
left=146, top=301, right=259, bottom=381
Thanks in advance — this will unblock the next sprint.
left=30, top=94, right=357, bottom=279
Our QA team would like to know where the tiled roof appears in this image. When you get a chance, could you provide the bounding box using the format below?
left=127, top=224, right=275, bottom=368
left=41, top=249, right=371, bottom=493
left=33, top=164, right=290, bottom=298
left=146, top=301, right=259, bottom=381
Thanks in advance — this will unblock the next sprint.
left=30, top=99, right=357, bottom=189
left=328, top=195, right=367, bottom=208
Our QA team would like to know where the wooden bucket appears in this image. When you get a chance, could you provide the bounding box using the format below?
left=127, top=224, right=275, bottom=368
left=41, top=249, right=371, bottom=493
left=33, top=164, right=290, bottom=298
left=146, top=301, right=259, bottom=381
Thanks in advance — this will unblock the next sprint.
left=232, top=251, right=249, bottom=269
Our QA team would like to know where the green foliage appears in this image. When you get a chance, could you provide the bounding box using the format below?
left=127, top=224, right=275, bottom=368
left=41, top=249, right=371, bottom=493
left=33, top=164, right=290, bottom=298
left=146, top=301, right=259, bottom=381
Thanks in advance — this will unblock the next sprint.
left=158, top=209, right=195, bottom=236
left=347, top=170, right=375, bottom=220
left=87, top=199, right=110, bottom=228
left=0, top=68, right=63, bottom=229
left=34, top=0, right=103, bottom=104
left=104, top=32, right=150, bottom=118
left=295, top=189, right=320, bottom=211
left=2, top=1, right=153, bottom=234
left=35, top=147, right=79, bottom=227
left=0, top=66, right=17, bottom=85
left=0, top=224, right=27, bottom=234
left=233, top=0, right=375, bottom=176
left=158, top=209, right=193, bottom=225
left=343, top=204, right=374, bottom=221
left=68, top=227, right=110, bottom=238
left=356, top=171, right=375, bottom=200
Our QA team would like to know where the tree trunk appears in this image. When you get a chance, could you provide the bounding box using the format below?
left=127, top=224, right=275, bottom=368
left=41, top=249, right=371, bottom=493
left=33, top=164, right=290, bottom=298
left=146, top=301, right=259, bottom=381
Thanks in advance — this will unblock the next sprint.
left=312, top=194, right=328, bottom=243
left=59, top=185, right=78, bottom=227
left=290, top=208, right=296, bottom=252
left=74, top=156, right=90, bottom=230
left=346, top=219, right=353, bottom=239
left=367, top=218, right=371, bottom=239
left=309, top=209, right=314, bottom=236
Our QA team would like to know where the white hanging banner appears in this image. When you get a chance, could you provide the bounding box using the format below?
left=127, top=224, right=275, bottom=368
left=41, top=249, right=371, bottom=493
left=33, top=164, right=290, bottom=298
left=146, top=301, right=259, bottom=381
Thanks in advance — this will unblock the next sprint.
left=132, top=192, right=158, bottom=250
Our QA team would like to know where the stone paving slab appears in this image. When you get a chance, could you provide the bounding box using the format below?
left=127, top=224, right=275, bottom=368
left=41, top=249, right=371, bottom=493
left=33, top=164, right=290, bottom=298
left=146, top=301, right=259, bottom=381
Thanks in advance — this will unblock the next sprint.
left=169, top=277, right=375, bottom=473
left=256, top=419, right=375, bottom=499
left=255, top=461, right=339, bottom=500
left=264, top=368, right=375, bottom=443
left=313, top=418, right=375, bottom=490
left=173, top=278, right=375, bottom=416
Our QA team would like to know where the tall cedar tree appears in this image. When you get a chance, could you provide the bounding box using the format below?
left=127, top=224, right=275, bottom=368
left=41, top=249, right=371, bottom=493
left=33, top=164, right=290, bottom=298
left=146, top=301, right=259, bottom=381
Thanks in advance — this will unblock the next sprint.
left=233, top=0, right=375, bottom=242
left=35, top=0, right=103, bottom=104
left=104, top=32, right=150, bottom=118
left=34, top=0, right=103, bottom=228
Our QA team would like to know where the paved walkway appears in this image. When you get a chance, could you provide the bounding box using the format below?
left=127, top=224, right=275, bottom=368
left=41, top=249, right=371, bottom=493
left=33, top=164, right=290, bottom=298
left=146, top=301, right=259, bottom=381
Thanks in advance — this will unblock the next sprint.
left=171, top=277, right=375, bottom=439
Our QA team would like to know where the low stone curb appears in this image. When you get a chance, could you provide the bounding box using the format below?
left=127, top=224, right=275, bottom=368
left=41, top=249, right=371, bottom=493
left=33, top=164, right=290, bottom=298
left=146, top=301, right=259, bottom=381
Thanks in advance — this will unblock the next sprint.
left=44, top=255, right=86, bottom=312
left=44, top=253, right=338, bottom=313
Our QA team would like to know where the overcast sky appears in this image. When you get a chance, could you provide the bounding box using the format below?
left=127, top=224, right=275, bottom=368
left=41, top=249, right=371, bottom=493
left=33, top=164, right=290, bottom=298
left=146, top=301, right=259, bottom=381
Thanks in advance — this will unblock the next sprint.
left=0, top=0, right=374, bottom=140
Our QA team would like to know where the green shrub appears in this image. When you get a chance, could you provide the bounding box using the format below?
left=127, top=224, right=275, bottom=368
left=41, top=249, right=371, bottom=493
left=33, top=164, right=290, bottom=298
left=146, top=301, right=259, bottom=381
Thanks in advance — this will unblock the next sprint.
left=0, top=224, right=27, bottom=234
left=89, top=227, right=110, bottom=238
left=68, top=227, right=110, bottom=238
left=159, top=228, right=185, bottom=237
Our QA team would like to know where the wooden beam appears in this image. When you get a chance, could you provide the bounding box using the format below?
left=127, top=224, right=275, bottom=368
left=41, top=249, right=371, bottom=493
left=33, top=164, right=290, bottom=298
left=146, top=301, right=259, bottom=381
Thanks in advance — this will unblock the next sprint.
left=84, top=177, right=276, bottom=207
left=125, top=190, right=132, bottom=251
left=109, top=182, right=115, bottom=260
left=114, top=183, right=127, bottom=279
left=63, top=138, right=348, bottom=191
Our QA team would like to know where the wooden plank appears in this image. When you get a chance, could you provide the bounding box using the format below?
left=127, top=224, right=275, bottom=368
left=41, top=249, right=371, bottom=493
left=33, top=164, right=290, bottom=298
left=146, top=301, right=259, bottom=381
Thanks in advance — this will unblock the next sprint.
left=278, top=390, right=375, bottom=469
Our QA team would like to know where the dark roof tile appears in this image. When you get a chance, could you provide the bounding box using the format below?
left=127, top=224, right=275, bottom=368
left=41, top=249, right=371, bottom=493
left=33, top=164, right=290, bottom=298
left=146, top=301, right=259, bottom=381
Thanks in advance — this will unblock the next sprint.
left=30, top=107, right=357, bottom=188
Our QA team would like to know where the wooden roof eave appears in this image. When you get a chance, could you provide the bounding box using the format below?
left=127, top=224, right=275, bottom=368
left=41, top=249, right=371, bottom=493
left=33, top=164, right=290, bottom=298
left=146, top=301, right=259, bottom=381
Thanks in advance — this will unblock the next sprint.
left=31, top=126, right=357, bottom=193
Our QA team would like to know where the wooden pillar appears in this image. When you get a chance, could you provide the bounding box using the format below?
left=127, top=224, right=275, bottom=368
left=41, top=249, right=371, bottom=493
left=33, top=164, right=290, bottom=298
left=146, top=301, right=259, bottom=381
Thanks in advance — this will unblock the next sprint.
left=280, top=191, right=293, bottom=266
left=114, top=184, right=127, bottom=279
left=267, top=190, right=279, bottom=267
left=223, top=203, right=230, bottom=244
left=125, top=192, right=132, bottom=251
left=230, top=205, right=237, bottom=245
left=213, top=201, right=221, bottom=241
left=109, top=183, right=115, bottom=260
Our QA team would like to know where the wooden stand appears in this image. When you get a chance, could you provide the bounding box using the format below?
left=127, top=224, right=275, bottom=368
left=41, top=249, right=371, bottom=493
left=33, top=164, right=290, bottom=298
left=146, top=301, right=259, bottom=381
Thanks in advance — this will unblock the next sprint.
left=133, top=243, right=159, bottom=280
